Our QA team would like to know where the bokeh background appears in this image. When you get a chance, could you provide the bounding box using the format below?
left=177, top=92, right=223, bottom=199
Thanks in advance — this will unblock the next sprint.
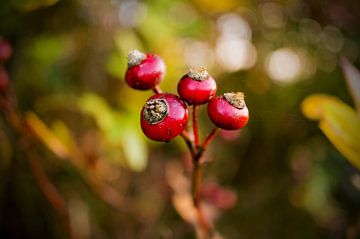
left=1, top=0, right=360, bottom=238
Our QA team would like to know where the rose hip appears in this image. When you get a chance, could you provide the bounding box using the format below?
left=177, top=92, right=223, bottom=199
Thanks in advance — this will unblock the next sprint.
left=140, top=93, right=188, bottom=142
left=207, top=92, right=249, bottom=130
left=125, top=49, right=165, bottom=90
left=177, top=67, right=217, bottom=105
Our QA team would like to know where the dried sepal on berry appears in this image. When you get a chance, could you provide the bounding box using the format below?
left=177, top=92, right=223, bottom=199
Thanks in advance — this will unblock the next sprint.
left=207, top=92, right=249, bottom=130
left=223, top=92, right=245, bottom=109
left=141, top=94, right=188, bottom=142
left=127, top=50, right=146, bottom=67
left=143, top=99, right=169, bottom=124
left=187, top=67, right=209, bottom=81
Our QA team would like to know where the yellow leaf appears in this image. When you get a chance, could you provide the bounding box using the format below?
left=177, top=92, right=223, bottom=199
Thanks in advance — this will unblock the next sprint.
left=51, top=121, right=84, bottom=164
left=302, top=94, right=360, bottom=169
left=322, top=102, right=360, bottom=149
left=301, top=94, right=343, bottom=120
left=193, top=0, right=240, bottom=12
left=51, top=121, right=76, bottom=151
left=26, top=112, right=70, bottom=159
left=320, top=121, right=360, bottom=169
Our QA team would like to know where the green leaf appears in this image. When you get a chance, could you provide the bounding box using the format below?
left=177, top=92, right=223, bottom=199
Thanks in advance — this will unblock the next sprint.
left=106, top=52, right=126, bottom=79
left=121, top=127, right=147, bottom=172
left=29, top=35, right=66, bottom=64
left=77, top=93, right=148, bottom=172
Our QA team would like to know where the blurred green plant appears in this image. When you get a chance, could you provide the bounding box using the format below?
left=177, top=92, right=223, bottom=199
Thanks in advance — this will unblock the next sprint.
left=11, top=0, right=60, bottom=12
left=78, top=93, right=148, bottom=172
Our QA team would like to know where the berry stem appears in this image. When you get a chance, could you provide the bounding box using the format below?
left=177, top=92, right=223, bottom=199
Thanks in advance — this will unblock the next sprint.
left=178, top=99, right=219, bottom=237
left=192, top=160, right=202, bottom=207
left=193, top=105, right=200, bottom=148
left=201, top=127, right=220, bottom=150
left=153, top=85, right=163, bottom=94
left=192, top=159, right=212, bottom=235
left=180, top=131, right=196, bottom=158
left=190, top=106, right=218, bottom=237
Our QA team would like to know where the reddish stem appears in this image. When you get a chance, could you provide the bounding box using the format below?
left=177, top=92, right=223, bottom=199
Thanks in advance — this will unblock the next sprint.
left=201, top=127, right=220, bottom=151
left=153, top=85, right=163, bottom=94
left=180, top=130, right=196, bottom=158
left=192, top=160, right=202, bottom=207
left=193, top=105, right=200, bottom=148
left=1, top=80, right=77, bottom=239
left=193, top=160, right=212, bottom=235
left=26, top=150, right=77, bottom=239
left=190, top=106, right=218, bottom=238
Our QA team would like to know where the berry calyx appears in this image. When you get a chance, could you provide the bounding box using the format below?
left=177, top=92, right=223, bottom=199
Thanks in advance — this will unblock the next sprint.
left=125, top=49, right=166, bottom=90
left=177, top=66, right=217, bottom=105
left=0, top=40, right=12, bottom=62
left=141, top=93, right=188, bottom=142
left=143, top=98, right=168, bottom=124
left=207, top=92, right=249, bottom=130
left=223, top=92, right=245, bottom=109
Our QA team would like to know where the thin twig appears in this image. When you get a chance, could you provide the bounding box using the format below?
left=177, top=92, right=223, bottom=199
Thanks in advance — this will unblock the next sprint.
left=189, top=107, right=219, bottom=238
left=1, top=88, right=77, bottom=239
left=192, top=160, right=202, bottom=207
left=153, top=85, right=163, bottom=94
left=181, top=131, right=196, bottom=158
left=26, top=150, right=77, bottom=239
left=149, top=85, right=219, bottom=238
left=193, top=160, right=212, bottom=234
left=201, top=128, right=220, bottom=152
left=193, top=105, right=200, bottom=148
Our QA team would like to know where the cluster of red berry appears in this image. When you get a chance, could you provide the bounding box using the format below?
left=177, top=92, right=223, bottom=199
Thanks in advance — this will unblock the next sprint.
left=125, top=49, right=249, bottom=142
left=0, top=39, right=12, bottom=92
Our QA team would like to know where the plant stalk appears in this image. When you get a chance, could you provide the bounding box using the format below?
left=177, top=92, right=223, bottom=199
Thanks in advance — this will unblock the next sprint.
left=193, top=105, right=200, bottom=148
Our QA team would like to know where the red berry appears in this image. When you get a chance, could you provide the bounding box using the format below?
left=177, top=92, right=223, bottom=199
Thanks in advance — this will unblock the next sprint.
left=0, top=40, right=12, bottom=61
left=125, top=49, right=165, bottom=90
left=141, top=93, right=188, bottom=142
left=0, top=69, right=9, bottom=91
left=177, top=67, right=217, bottom=105
left=207, top=92, right=249, bottom=130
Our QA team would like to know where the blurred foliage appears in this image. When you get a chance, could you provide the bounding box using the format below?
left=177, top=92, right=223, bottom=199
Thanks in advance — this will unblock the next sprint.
left=302, top=94, right=360, bottom=169
left=78, top=93, right=147, bottom=171
left=1, top=0, right=360, bottom=238
left=11, top=0, right=60, bottom=12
